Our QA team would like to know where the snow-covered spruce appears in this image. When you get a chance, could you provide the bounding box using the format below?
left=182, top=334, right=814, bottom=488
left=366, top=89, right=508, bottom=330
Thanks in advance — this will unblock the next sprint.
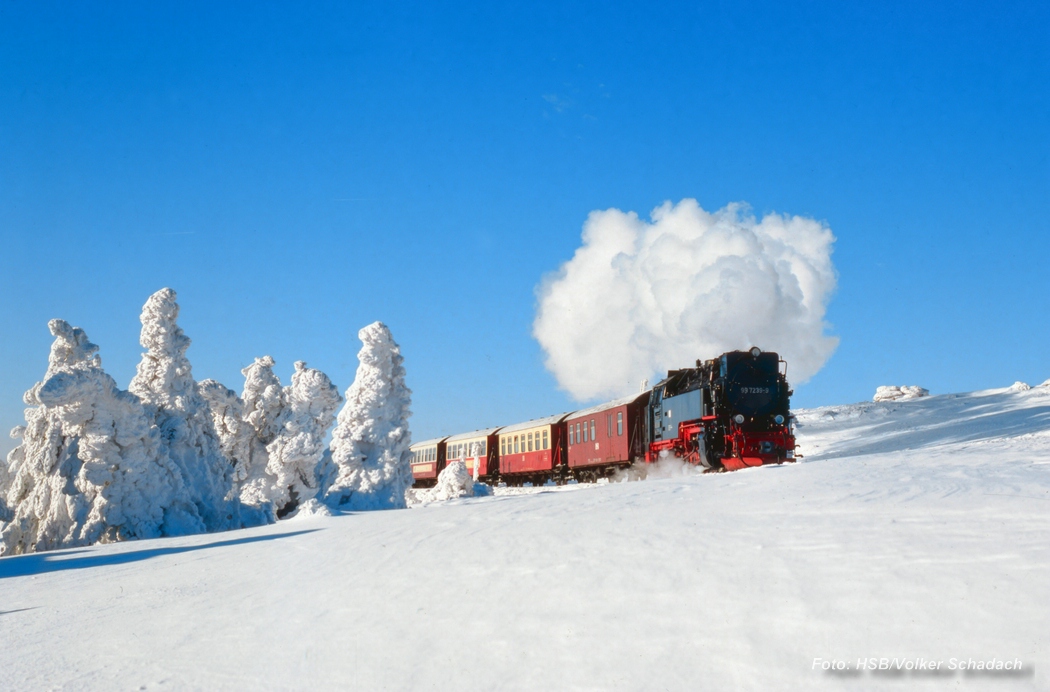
left=265, top=362, right=342, bottom=517
left=324, top=322, right=412, bottom=510
left=1, top=320, right=202, bottom=556
left=128, top=288, right=238, bottom=531
left=201, top=359, right=342, bottom=518
left=428, top=460, right=474, bottom=502
left=233, top=355, right=286, bottom=511
left=197, top=379, right=252, bottom=484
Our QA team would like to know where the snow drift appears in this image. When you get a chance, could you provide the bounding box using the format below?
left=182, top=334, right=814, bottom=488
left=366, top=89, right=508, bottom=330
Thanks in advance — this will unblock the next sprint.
left=3, top=381, right=1047, bottom=690
left=533, top=199, right=838, bottom=400
left=873, top=385, right=930, bottom=402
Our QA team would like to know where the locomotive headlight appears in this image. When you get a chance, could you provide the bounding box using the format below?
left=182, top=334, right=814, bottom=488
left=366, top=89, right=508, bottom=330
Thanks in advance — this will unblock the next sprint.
left=733, top=414, right=745, bottom=424
left=749, top=346, right=761, bottom=357
left=774, top=414, right=785, bottom=425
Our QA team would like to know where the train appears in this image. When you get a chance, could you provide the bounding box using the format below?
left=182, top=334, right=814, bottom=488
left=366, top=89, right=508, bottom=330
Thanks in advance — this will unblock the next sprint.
left=409, top=347, right=797, bottom=487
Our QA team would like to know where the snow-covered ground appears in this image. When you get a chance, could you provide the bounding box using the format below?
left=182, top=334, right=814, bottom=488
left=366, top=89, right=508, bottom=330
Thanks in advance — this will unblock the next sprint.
left=2, top=385, right=1048, bottom=690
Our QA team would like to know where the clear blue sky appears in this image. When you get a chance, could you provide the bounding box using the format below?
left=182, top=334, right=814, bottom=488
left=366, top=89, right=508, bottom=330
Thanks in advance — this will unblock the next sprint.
left=1, top=1, right=1047, bottom=456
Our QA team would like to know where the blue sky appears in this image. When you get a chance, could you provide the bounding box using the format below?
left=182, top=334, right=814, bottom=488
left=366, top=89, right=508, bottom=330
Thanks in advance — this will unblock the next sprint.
left=1, top=1, right=1047, bottom=455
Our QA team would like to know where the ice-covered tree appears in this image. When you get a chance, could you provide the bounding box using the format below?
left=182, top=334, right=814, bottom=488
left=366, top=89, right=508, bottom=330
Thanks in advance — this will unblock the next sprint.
left=1, top=320, right=202, bottom=555
left=234, top=355, right=286, bottom=509
left=265, top=361, right=342, bottom=517
left=429, top=460, right=474, bottom=502
left=200, top=358, right=341, bottom=518
left=198, top=379, right=252, bottom=486
left=129, top=288, right=236, bottom=531
left=324, top=322, right=412, bottom=510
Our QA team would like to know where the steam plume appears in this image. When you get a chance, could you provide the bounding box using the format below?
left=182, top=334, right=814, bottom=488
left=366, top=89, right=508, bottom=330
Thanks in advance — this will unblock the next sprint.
left=533, top=199, right=838, bottom=400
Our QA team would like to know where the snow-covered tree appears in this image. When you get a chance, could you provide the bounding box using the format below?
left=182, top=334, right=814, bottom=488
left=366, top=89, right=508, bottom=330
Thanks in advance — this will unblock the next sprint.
left=197, top=379, right=252, bottom=486
left=234, top=355, right=286, bottom=509
left=324, top=322, right=412, bottom=510
left=129, top=288, right=236, bottom=531
left=201, top=358, right=341, bottom=519
left=1, top=320, right=202, bottom=555
left=429, top=460, right=473, bottom=502
left=265, top=361, right=342, bottom=517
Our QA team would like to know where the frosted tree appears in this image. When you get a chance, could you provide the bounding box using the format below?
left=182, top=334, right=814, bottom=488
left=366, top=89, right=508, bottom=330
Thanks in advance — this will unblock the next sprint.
left=198, top=379, right=252, bottom=488
left=200, top=358, right=341, bottom=518
left=265, top=361, right=342, bottom=517
left=325, top=322, right=412, bottom=510
left=429, top=460, right=473, bottom=502
left=235, top=355, right=286, bottom=509
left=1, top=320, right=201, bottom=555
left=129, top=288, right=236, bottom=531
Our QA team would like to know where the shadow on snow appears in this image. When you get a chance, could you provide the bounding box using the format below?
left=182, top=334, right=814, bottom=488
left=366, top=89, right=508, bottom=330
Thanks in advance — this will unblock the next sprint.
left=0, top=529, right=321, bottom=580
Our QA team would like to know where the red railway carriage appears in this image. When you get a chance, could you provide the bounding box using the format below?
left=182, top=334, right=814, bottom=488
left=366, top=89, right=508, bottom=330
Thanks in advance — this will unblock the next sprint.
left=565, top=392, right=649, bottom=478
left=444, top=427, right=503, bottom=480
left=497, top=413, right=569, bottom=483
left=409, top=437, right=447, bottom=487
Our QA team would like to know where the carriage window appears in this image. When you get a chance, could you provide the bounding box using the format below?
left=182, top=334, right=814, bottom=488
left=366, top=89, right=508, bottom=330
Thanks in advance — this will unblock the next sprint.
left=617, top=411, right=623, bottom=436
left=569, top=426, right=574, bottom=445
left=590, top=420, right=596, bottom=441
left=608, top=414, right=612, bottom=437
left=582, top=422, right=588, bottom=443
left=542, top=429, right=548, bottom=449
left=514, top=436, right=519, bottom=453
left=501, top=438, right=506, bottom=455
left=480, top=440, right=486, bottom=455
left=527, top=432, right=533, bottom=451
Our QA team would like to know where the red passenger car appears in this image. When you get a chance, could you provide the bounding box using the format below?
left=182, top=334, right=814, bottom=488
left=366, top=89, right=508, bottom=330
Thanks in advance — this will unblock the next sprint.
left=497, top=413, right=569, bottom=484
left=565, top=393, right=649, bottom=480
left=409, top=437, right=447, bottom=488
left=443, top=427, right=502, bottom=481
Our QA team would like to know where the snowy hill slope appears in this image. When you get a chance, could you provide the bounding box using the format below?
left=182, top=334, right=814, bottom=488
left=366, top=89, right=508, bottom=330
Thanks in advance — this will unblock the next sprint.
left=1, top=386, right=1048, bottom=690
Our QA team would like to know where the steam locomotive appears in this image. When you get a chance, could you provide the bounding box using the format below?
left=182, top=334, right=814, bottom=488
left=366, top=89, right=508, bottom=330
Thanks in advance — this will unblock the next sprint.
left=410, top=347, right=796, bottom=486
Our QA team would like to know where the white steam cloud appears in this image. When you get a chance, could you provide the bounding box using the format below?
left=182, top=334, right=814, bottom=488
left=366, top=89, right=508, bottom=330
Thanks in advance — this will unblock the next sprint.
left=533, top=199, right=838, bottom=401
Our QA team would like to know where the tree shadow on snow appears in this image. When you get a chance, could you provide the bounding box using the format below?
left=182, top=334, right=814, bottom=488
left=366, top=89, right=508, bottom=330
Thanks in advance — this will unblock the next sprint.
left=0, top=529, right=320, bottom=580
